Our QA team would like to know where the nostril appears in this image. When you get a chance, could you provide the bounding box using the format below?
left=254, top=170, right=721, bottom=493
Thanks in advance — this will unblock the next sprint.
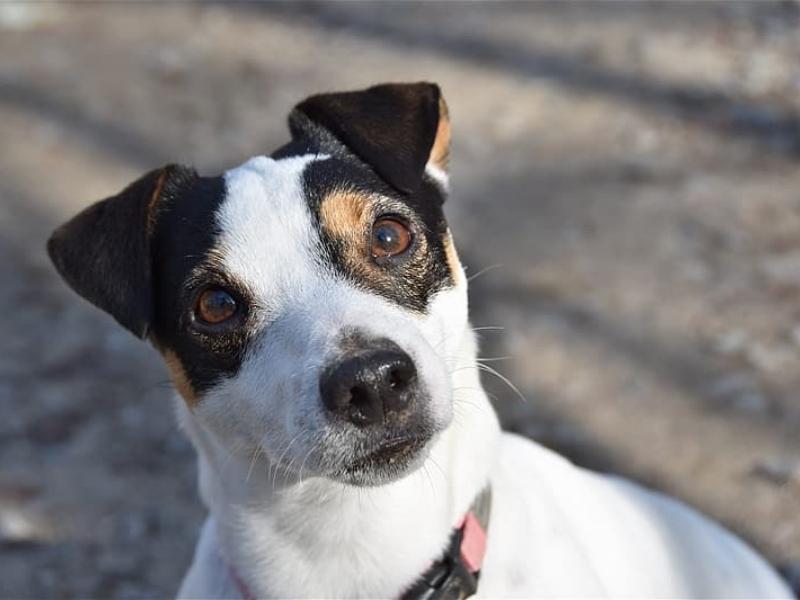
left=388, top=366, right=415, bottom=391
left=389, top=369, right=401, bottom=390
left=350, top=385, right=368, bottom=407
left=348, top=384, right=380, bottom=426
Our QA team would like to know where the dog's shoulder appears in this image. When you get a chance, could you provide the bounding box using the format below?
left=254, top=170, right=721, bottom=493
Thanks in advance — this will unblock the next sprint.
left=482, top=433, right=791, bottom=597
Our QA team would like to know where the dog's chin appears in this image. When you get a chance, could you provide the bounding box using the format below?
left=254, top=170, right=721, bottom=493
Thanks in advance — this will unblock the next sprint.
left=330, top=434, right=434, bottom=487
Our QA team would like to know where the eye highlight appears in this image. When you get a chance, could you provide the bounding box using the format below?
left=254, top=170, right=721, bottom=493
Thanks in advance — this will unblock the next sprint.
left=195, top=287, right=238, bottom=325
left=371, top=217, right=413, bottom=260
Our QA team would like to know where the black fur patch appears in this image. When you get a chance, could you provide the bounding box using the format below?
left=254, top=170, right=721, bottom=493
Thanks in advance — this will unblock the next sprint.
left=47, top=165, right=254, bottom=397
left=302, top=156, right=453, bottom=313
left=281, top=82, right=454, bottom=312
left=47, top=167, right=184, bottom=338
left=148, top=174, right=256, bottom=396
left=292, top=82, right=441, bottom=195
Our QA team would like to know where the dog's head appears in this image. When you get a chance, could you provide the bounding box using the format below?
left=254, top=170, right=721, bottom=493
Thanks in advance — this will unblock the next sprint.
left=48, top=83, right=469, bottom=486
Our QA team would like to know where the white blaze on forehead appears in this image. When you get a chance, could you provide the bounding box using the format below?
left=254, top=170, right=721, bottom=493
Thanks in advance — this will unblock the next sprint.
left=217, top=155, right=328, bottom=314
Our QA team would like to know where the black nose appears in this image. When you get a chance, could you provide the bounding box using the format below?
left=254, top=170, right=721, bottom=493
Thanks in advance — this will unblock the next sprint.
left=320, top=340, right=417, bottom=427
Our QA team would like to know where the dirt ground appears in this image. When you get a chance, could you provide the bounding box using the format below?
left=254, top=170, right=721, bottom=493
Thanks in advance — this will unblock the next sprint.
left=1, top=3, right=799, bottom=597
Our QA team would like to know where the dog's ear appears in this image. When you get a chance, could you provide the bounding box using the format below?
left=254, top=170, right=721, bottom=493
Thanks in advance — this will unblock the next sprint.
left=47, top=165, right=194, bottom=339
left=291, top=82, right=451, bottom=194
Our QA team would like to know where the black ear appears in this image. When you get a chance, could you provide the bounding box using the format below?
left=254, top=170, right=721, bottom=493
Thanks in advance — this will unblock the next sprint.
left=47, top=165, right=193, bottom=339
left=291, top=82, right=448, bottom=194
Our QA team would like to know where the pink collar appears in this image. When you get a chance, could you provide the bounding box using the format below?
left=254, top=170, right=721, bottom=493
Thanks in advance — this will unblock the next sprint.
left=457, top=509, right=490, bottom=573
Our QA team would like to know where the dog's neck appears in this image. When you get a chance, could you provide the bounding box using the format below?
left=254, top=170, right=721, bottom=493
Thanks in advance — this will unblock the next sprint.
left=177, top=327, right=500, bottom=598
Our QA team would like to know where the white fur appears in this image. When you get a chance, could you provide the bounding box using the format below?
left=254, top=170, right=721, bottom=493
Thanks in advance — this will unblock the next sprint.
left=176, top=155, right=791, bottom=599
left=425, top=163, right=450, bottom=194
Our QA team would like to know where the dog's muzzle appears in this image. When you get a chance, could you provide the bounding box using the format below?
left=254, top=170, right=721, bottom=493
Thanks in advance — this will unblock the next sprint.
left=319, top=335, right=437, bottom=485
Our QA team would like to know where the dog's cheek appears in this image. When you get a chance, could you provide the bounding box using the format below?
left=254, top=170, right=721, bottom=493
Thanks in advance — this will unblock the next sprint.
left=415, top=229, right=467, bottom=364
left=420, top=284, right=469, bottom=365
left=211, top=327, right=323, bottom=465
left=186, top=384, right=264, bottom=457
left=416, top=349, right=454, bottom=431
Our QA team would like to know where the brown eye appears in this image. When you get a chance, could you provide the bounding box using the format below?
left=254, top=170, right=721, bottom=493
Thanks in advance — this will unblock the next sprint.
left=195, top=288, right=237, bottom=325
left=371, top=218, right=412, bottom=259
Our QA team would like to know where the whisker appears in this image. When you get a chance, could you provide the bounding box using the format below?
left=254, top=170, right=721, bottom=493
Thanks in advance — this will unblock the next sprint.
left=421, top=463, right=437, bottom=499
left=467, top=263, right=503, bottom=282
left=246, top=444, right=263, bottom=483
left=475, top=363, right=527, bottom=403
left=471, top=325, right=505, bottom=333
left=448, top=366, right=480, bottom=377
left=268, top=430, right=308, bottom=487
left=476, top=356, right=512, bottom=363
left=427, top=454, right=447, bottom=482
left=453, top=397, right=484, bottom=412
left=297, top=447, right=316, bottom=485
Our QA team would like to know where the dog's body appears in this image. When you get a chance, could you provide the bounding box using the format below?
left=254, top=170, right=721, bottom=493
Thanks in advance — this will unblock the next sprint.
left=174, top=321, right=787, bottom=599
left=48, top=83, right=790, bottom=598
left=176, top=330, right=788, bottom=599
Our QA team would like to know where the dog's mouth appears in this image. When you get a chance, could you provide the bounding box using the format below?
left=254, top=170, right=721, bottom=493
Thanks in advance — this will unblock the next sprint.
left=351, top=436, right=426, bottom=469
left=336, top=434, right=431, bottom=486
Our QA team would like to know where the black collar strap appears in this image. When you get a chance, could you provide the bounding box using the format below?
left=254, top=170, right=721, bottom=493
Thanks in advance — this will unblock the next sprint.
left=400, top=485, right=492, bottom=600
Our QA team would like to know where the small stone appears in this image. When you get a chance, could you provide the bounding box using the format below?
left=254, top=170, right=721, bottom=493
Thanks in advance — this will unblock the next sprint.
left=0, top=507, right=46, bottom=543
left=751, top=459, right=800, bottom=486
left=26, top=410, right=86, bottom=445
left=745, top=342, right=792, bottom=373
left=0, top=4, right=60, bottom=30
left=731, top=390, right=769, bottom=414
left=708, top=373, right=769, bottom=414
left=708, top=372, right=754, bottom=397
left=152, top=46, right=189, bottom=82
left=713, top=330, right=748, bottom=355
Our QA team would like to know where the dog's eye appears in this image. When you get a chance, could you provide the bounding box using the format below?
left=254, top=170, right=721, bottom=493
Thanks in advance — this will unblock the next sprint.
left=195, top=288, right=237, bottom=325
left=371, top=218, right=412, bottom=259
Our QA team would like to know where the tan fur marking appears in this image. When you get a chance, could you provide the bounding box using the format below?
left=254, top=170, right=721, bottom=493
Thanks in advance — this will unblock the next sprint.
left=444, top=230, right=464, bottom=284
left=429, top=96, right=451, bottom=171
left=320, top=189, right=439, bottom=311
left=320, top=189, right=371, bottom=255
left=163, top=349, right=198, bottom=406
left=146, top=168, right=169, bottom=237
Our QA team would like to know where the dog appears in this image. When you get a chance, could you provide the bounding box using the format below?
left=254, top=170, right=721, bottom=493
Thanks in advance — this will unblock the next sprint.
left=47, top=82, right=791, bottom=598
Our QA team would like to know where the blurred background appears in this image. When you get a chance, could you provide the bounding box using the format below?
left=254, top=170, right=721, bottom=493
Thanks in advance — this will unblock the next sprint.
left=2, top=2, right=800, bottom=597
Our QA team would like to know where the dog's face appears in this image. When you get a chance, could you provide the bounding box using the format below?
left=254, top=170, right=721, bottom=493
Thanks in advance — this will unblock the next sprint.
left=48, top=83, right=469, bottom=486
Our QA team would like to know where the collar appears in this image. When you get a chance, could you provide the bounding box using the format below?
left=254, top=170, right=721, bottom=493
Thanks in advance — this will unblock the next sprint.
left=400, top=485, right=492, bottom=600
left=227, top=485, right=492, bottom=600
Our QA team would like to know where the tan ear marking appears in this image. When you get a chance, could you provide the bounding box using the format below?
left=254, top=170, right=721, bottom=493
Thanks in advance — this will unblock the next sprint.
left=428, top=96, right=451, bottom=171
left=443, top=229, right=464, bottom=285
left=162, top=349, right=198, bottom=406
left=145, top=168, right=169, bottom=237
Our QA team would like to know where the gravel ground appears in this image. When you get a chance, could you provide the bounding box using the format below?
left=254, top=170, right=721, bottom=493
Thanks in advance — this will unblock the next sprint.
left=1, top=3, right=799, bottom=597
